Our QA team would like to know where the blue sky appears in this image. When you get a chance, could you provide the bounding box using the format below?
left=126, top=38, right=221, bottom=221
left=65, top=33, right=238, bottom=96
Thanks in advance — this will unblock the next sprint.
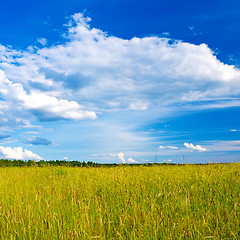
left=0, top=0, right=240, bottom=163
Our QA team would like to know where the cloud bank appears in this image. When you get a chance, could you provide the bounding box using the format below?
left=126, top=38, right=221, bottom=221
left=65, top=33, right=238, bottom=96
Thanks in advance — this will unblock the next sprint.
left=0, top=12, right=239, bottom=130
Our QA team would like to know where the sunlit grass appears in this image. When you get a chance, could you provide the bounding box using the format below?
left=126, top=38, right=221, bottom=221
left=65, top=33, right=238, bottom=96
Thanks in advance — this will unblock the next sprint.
left=0, top=163, right=239, bottom=239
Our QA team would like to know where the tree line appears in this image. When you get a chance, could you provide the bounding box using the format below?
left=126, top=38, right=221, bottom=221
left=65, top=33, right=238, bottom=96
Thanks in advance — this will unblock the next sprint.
left=0, top=159, right=181, bottom=167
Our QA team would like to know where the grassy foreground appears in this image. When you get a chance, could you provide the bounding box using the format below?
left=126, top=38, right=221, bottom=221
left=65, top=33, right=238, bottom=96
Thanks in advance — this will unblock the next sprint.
left=0, top=164, right=239, bottom=239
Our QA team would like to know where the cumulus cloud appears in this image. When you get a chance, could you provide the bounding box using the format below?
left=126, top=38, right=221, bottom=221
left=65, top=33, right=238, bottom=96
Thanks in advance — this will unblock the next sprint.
left=1, top=12, right=240, bottom=117
left=127, top=157, right=138, bottom=163
left=0, top=70, right=96, bottom=121
left=0, top=146, right=42, bottom=160
left=22, top=92, right=97, bottom=121
left=0, top=12, right=239, bottom=134
left=117, top=152, right=138, bottom=163
left=159, top=145, right=178, bottom=149
left=118, top=152, right=126, bottom=163
left=184, top=142, right=207, bottom=152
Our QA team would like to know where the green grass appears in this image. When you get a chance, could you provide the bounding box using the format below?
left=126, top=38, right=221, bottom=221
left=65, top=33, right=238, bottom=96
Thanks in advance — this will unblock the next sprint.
left=0, top=163, right=239, bottom=239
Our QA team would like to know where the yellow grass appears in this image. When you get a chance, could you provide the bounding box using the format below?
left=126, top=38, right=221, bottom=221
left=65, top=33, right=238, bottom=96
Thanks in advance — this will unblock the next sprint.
left=0, top=163, right=239, bottom=239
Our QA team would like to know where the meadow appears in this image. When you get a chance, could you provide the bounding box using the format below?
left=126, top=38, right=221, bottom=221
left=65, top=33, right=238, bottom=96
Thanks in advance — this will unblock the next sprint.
left=0, top=163, right=239, bottom=239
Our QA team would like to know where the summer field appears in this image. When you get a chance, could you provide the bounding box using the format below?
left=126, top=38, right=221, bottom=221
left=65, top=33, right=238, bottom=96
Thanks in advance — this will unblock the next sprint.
left=0, top=163, right=239, bottom=239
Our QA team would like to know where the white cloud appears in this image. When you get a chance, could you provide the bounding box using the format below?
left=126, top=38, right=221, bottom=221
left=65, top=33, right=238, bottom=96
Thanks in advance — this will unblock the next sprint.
left=159, top=145, right=178, bottom=150
left=37, top=38, right=47, bottom=46
left=127, top=157, right=138, bottom=163
left=0, top=146, right=42, bottom=160
left=90, top=150, right=155, bottom=160
left=0, top=11, right=240, bottom=141
left=168, top=146, right=178, bottom=149
left=22, top=92, right=97, bottom=121
left=25, top=131, right=40, bottom=135
left=202, top=140, right=240, bottom=152
left=162, top=32, right=170, bottom=36
left=129, top=101, right=149, bottom=111
left=117, top=152, right=137, bottom=163
left=0, top=70, right=96, bottom=121
left=184, top=142, right=207, bottom=152
left=230, top=129, right=239, bottom=132
left=89, top=154, right=98, bottom=157
left=1, top=12, right=240, bottom=118
left=16, top=119, right=42, bottom=129
left=118, top=152, right=125, bottom=163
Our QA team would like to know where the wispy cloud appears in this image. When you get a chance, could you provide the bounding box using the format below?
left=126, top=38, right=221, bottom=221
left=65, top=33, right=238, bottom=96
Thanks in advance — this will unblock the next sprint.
left=0, top=134, right=10, bottom=139
left=25, top=137, right=52, bottom=145
left=203, top=140, right=240, bottom=152
left=37, top=38, right=47, bottom=46
left=159, top=145, right=178, bottom=150
left=229, top=129, right=240, bottom=132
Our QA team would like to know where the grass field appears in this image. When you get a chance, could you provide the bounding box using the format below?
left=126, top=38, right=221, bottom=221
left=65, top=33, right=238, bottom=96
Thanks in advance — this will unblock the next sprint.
left=0, top=163, right=239, bottom=239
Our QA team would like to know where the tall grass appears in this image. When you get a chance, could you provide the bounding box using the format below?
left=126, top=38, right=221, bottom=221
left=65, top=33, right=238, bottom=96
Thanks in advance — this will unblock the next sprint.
left=0, top=163, right=239, bottom=239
